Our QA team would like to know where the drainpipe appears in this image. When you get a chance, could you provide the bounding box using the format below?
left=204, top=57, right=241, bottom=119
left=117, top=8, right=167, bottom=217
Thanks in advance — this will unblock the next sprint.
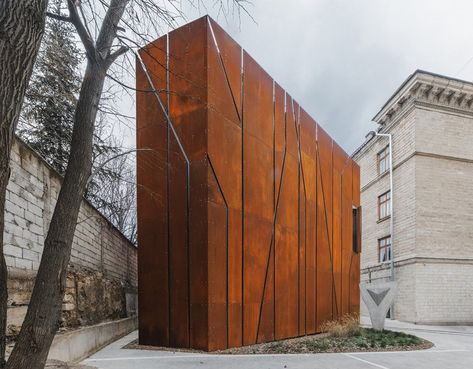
left=366, top=131, right=394, bottom=315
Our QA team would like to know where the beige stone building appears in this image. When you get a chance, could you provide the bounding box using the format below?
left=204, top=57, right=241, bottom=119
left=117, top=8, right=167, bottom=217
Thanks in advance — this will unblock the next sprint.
left=353, top=70, right=473, bottom=324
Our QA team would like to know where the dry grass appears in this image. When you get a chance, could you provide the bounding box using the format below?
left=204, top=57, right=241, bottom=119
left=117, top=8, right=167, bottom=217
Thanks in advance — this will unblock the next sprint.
left=320, top=314, right=361, bottom=338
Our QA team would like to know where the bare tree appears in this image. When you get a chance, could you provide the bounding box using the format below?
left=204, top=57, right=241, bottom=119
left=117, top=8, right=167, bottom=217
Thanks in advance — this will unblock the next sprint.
left=5, top=1, right=129, bottom=367
left=4, top=1, right=248, bottom=368
left=92, top=151, right=137, bottom=243
left=0, top=1, right=49, bottom=368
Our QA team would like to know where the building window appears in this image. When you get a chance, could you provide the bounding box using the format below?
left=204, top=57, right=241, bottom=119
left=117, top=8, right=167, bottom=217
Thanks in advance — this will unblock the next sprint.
left=352, top=206, right=362, bottom=253
left=378, top=146, right=390, bottom=175
left=378, top=236, right=392, bottom=263
left=378, top=191, right=391, bottom=220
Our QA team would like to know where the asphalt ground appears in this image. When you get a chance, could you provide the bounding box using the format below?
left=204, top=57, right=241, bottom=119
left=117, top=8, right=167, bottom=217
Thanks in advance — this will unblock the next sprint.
left=82, top=319, right=473, bottom=369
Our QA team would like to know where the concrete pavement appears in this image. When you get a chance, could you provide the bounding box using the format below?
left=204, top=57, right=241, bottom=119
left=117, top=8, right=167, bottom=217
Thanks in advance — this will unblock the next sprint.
left=81, top=319, right=473, bottom=369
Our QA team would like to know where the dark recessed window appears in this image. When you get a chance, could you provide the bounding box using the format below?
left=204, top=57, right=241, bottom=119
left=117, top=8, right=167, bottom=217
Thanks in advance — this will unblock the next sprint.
left=378, top=191, right=391, bottom=220
left=377, top=146, right=390, bottom=175
left=378, top=236, right=392, bottom=263
left=352, top=206, right=361, bottom=253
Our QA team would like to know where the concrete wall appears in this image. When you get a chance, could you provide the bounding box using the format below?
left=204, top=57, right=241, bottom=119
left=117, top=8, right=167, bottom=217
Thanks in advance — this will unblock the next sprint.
left=48, top=317, right=138, bottom=363
left=4, top=138, right=138, bottom=336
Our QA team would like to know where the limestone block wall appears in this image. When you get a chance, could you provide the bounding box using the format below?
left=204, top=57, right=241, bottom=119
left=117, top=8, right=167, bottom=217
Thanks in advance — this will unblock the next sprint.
left=415, top=261, right=473, bottom=324
left=4, top=138, right=137, bottom=336
left=355, top=70, right=473, bottom=325
left=412, top=108, right=473, bottom=324
left=415, top=108, right=473, bottom=161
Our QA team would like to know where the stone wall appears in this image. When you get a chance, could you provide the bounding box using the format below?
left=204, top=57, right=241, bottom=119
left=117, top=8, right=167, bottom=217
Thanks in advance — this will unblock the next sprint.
left=354, top=106, right=418, bottom=321
left=354, top=70, right=473, bottom=324
left=412, top=107, right=473, bottom=324
left=4, top=138, right=137, bottom=336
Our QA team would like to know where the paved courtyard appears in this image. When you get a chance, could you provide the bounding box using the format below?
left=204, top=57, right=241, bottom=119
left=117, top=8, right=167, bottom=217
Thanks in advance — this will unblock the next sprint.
left=82, top=319, right=473, bottom=369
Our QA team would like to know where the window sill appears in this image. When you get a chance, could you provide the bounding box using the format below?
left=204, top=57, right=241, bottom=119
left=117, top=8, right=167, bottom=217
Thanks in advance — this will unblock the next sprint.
left=377, top=170, right=390, bottom=179
left=377, top=216, right=391, bottom=224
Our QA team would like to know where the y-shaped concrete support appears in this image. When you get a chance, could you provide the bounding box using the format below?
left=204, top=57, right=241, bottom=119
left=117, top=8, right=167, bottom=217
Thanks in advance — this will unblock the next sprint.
left=360, top=281, right=397, bottom=331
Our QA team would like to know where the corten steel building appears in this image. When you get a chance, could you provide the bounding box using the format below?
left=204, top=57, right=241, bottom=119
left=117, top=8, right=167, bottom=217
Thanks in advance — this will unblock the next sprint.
left=136, top=16, right=361, bottom=351
left=353, top=70, right=473, bottom=324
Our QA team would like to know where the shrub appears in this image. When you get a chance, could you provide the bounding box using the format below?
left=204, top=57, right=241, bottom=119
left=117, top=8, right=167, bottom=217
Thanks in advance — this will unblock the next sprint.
left=320, top=314, right=361, bottom=338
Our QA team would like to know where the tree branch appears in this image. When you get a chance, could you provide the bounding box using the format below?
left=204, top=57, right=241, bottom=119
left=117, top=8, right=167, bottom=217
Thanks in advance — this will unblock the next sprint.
left=67, top=0, right=96, bottom=61
left=86, top=148, right=151, bottom=187
left=46, top=12, right=72, bottom=23
left=105, top=45, right=129, bottom=68
left=96, top=0, right=129, bottom=60
left=105, top=70, right=156, bottom=93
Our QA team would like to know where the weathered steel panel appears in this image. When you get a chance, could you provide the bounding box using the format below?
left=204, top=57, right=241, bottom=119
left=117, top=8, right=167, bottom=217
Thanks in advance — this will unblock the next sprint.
left=168, top=17, right=209, bottom=349
left=275, top=95, right=299, bottom=339
left=341, top=157, right=353, bottom=316
left=316, top=126, right=334, bottom=329
left=242, top=51, right=274, bottom=345
left=136, top=37, right=169, bottom=346
left=332, top=142, right=347, bottom=320
left=300, top=109, right=317, bottom=334
left=208, top=18, right=243, bottom=122
left=137, top=15, right=361, bottom=351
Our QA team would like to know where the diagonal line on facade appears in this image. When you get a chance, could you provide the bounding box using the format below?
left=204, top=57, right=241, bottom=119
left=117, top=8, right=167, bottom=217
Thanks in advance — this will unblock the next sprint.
left=255, top=90, right=288, bottom=343
left=207, top=153, right=230, bottom=348
left=315, top=140, right=340, bottom=319
left=207, top=18, right=242, bottom=123
left=136, top=48, right=192, bottom=346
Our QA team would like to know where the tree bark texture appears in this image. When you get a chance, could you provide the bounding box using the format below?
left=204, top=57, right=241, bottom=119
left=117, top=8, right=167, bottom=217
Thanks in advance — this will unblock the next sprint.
left=6, top=2, right=128, bottom=367
left=0, top=1, right=48, bottom=367
left=5, top=62, right=106, bottom=369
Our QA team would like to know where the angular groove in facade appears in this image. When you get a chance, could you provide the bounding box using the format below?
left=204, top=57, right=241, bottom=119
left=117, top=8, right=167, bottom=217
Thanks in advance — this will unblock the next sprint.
left=136, top=16, right=361, bottom=351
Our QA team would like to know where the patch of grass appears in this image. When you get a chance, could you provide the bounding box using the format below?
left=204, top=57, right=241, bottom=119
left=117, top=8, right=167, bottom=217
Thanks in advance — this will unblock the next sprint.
left=319, top=328, right=425, bottom=352
left=360, top=328, right=423, bottom=348
left=220, top=327, right=431, bottom=355
left=317, top=314, right=424, bottom=350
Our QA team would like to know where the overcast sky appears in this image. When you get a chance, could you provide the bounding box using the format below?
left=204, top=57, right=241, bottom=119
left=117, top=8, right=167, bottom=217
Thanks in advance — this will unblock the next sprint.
left=120, top=0, right=473, bottom=154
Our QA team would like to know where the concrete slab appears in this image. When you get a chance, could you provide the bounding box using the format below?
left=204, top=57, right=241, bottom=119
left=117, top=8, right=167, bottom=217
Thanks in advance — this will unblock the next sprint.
left=48, top=317, right=137, bottom=363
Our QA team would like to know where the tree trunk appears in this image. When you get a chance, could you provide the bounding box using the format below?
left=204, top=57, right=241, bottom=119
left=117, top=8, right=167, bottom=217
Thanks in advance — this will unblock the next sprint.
left=6, top=61, right=106, bottom=369
left=0, top=1, right=48, bottom=367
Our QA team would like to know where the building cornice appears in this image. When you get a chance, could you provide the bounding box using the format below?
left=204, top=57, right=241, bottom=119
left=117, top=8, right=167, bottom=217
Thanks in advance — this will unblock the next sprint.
left=373, top=70, right=473, bottom=125
left=362, top=256, right=473, bottom=273
left=360, top=150, right=473, bottom=193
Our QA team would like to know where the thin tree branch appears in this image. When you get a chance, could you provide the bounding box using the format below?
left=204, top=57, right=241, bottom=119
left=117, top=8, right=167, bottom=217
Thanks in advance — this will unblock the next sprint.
left=105, top=45, right=129, bottom=68
left=46, top=12, right=72, bottom=23
left=67, top=0, right=96, bottom=60
left=105, top=70, right=157, bottom=92
left=78, top=2, right=94, bottom=43
left=86, top=148, right=151, bottom=187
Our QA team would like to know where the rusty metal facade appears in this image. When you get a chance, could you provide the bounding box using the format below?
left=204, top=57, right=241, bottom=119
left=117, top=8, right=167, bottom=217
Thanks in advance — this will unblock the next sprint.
left=136, top=16, right=361, bottom=351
